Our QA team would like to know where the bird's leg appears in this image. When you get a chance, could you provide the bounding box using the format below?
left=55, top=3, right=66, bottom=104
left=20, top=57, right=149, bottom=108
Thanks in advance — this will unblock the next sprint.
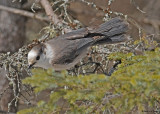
left=77, top=61, right=107, bottom=75
left=68, top=60, right=121, bottom=76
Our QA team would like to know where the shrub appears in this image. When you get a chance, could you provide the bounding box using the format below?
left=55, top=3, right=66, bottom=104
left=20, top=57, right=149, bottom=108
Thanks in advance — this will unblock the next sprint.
left=18, top=45, right=160, bottom=113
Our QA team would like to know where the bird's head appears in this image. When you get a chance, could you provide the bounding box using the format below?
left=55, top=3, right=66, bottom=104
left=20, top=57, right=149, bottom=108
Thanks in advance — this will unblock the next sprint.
left=28, top=44, right=43, bottom=69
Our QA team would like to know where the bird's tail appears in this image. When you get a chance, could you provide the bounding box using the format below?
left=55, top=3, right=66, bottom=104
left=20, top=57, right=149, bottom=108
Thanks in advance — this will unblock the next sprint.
left=89, top=17, right=129, bottom=44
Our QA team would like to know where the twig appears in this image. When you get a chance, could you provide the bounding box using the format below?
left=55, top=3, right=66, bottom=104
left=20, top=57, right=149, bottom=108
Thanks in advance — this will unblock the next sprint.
left=40, top=0, right=62, bottom=24
left=0, top=5, right=49, bottom=22
left=130, top=0, right=146, bottom=13
left=40, top=0, right=72, bottom=33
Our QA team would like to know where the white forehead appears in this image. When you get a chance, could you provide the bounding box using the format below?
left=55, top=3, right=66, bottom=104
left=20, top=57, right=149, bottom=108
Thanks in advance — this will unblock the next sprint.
left=28, top=50, right=37, bottom=59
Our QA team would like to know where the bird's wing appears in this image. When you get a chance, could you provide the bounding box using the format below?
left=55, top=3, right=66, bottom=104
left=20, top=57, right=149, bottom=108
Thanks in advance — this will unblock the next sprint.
left=56, top=17, right=128, bottom=42
left=57, top=28, right=90, bottom=40
left=51, top=41, right=79, bottom=64
left=57, top=27, right=104, bottom=40
left=46, top=38, right=93, bottom=66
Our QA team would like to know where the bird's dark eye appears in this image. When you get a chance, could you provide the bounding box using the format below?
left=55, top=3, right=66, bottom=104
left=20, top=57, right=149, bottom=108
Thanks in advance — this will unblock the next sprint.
left=36, top=56, right=40, bottom=60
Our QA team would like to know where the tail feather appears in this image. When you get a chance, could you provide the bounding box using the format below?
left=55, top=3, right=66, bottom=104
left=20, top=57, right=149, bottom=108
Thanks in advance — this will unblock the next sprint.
left=91, top=17, right=129, bottom=44
left=103, top=22, right=128, bottom=37
left=94, top=34, right=130, bottom=45
left=92, top=17, right=124, bottom=33
left=109, top=34, right=129, bottom=43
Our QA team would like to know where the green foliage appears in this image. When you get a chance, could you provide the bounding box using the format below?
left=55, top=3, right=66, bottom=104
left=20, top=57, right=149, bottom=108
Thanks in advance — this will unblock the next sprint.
left=108, top=48, right=160, bottom=112
left=19, top=69, right=108, bottom=114
left=18, top=48, right=160, bottom=114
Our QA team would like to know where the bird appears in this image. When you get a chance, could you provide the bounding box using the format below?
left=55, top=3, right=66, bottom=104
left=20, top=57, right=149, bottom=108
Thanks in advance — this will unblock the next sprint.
left=28, top=17, right=129, bottom=71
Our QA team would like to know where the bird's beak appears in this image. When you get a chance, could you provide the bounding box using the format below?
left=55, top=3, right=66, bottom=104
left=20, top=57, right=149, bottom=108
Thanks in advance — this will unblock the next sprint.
left=28, top=65, right=32, bottom=69
left=28, top=62, right=36, bottom=69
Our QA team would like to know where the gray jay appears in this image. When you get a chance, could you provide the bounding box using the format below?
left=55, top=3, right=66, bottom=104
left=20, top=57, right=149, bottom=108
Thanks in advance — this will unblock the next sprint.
left=28, top=17, right=129, bottom=70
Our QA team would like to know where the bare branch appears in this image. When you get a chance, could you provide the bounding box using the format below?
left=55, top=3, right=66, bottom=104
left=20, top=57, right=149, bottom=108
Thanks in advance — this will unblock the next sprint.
left=39, top=0, right=72, bottom=33
left=0, top=5, right=49, bottom=22
left=40, top=0, right=62, bottom=24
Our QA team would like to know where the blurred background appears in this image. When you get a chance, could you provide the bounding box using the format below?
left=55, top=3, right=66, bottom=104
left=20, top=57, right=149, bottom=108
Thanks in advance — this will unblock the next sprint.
left=1, top=0, right=160, bottom=49
left=0, top=0, right=159, bottom=113
left=26, top=0, right=159, bottom=42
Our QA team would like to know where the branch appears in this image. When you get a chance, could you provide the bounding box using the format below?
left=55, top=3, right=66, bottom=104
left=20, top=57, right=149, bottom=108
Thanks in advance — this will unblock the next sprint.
left=40, top=0, right=72, bottom=33
left=0, top=5, right=49, bottom=22
left=40, top=0, right=62, bottom=24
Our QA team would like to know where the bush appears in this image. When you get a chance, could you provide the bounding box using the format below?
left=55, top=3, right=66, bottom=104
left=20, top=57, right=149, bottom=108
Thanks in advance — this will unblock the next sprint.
left=18, top=44, right=160, bottom=113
